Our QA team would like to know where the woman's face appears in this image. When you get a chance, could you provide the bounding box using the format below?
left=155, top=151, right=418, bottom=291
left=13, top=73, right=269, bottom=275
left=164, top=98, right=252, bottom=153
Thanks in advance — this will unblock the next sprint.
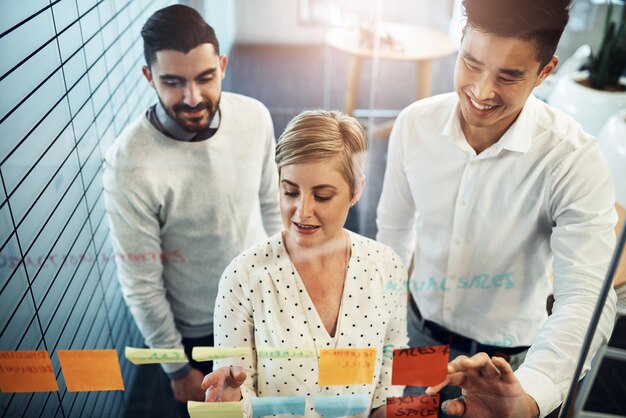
left=280, top=159, right=359, bottom=250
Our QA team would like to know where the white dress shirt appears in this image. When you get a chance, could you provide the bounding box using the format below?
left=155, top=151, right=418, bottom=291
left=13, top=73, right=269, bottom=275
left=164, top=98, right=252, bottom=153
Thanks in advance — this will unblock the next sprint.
left=376, top=93, right=617, bottom=416
left=214, top=231, right=408, bottom=418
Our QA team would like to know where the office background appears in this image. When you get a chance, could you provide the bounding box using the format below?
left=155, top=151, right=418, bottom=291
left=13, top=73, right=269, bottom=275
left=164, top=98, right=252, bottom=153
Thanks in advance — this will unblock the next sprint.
left=0, top=0, right=621, bottom=417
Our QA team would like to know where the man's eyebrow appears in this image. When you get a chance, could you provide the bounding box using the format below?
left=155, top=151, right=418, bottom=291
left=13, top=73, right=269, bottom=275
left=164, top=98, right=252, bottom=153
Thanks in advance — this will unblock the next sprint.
left=463, top=52, right=527, bottom=78
left=195, top=68, right=217, bottom=79
left=462, top=52, right=482, bottom=65
left=158, top=68, right=217, bottom=81
left=159, top=74, right=185, bottom=81
left=499, top=67, right=527, bottom=79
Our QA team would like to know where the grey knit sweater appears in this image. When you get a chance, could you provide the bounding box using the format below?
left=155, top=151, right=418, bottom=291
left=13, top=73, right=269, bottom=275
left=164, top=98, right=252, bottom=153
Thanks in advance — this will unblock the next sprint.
left=103, top=92, right=282, bottom=374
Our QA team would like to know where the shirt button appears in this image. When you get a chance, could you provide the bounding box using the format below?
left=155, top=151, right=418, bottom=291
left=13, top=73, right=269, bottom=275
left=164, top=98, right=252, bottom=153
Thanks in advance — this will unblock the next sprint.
left=453, top=239, right=461, bottom=245
left=458, top=200, right=466, bottom=207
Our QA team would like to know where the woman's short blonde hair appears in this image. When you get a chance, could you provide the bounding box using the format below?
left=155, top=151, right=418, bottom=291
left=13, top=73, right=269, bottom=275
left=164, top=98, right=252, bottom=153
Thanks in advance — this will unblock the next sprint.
left=275, top=110, right=367, bottom=197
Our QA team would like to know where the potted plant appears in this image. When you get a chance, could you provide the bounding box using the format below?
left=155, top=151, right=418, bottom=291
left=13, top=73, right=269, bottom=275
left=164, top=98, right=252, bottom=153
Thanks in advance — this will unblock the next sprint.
left=548, top=1, right=626, bottom=136
left=587, top=0, right=626, bottom=91
left=590, top=3, right=626, bottom=287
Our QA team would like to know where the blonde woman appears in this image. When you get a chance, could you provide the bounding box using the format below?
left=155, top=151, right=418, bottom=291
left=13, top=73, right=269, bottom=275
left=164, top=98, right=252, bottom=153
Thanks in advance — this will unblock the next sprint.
left=202, top=110, right=408, bottom=417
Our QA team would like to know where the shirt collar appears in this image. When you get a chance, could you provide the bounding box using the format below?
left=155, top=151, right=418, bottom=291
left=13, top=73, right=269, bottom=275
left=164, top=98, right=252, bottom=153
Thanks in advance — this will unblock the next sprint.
left=443, top=94, right=536, bottom=156
left=442, top=100, right=475, bottom=153
left=496, top=95, right=535, bottom=154
left=155, top=101, right=221, bottom=142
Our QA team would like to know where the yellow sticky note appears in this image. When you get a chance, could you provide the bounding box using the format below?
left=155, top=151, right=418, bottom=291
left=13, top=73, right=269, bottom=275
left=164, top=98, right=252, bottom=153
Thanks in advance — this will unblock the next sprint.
left=0, top=351, right=59, bottom=392
left=58, top=350, right=124, bottom=392
left=191, top=347, right=251, bottom=361
left=318, top=348, right=377, bottom=385
left=125, top=347, right=187, bottom=364
left=187, top=400, right=243, bottom=418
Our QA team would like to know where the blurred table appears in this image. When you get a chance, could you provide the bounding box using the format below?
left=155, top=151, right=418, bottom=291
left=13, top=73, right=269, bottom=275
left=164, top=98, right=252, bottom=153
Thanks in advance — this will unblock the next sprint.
left=326, top=22, right=457, bottom=116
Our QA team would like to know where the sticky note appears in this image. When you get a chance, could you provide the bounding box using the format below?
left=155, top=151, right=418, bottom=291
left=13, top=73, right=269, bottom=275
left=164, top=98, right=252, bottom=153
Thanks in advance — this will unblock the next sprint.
left=391, top=345, right=449, bottom=387
left=58, top=350, right=124, bottom=392
left=256, top=347, right=315, bottom=359
left=314, top=394, right=368, bottom=418
left=318, top=348, right=376, bottom=386
left=192, top=347, right=252, bottom=361
left=386, top=394, right=440, bottom=418
left=125, top=347, right=187, bottom=364
left=251, top=396, right=306, bottom=418
left=187, top=400, right=243, bottom=418
left=0, top=351, right=59, bottom=392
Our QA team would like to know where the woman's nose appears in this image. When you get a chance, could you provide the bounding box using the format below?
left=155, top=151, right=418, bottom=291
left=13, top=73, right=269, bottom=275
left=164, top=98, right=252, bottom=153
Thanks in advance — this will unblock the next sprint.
left=296, top=196, right=313, bottom=218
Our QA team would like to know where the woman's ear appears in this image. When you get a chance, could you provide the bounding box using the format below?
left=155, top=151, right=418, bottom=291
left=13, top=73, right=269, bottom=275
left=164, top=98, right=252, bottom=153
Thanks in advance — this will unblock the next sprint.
left=352, top=177, right=366, bottom=205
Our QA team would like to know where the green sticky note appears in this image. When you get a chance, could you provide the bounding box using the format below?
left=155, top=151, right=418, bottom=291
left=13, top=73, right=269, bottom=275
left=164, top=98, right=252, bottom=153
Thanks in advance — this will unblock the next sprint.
left=256, top=347, right=316, bottom=359
left=124, top=347, right=187, bottom=364
left=191, top=347, right=252, bottom=361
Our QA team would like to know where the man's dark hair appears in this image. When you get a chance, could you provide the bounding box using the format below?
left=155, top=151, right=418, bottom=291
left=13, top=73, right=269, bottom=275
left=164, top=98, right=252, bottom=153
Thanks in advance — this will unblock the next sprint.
left=141, top=4, right=220, bottom=68
left=463, top=0, right=572, bottom=69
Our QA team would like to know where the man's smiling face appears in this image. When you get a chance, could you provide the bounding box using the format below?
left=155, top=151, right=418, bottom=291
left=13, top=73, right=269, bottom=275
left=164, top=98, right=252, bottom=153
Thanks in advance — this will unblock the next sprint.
left=142, top=43, right=228, bottom=132
left=454, top=26, right=556, bottom=142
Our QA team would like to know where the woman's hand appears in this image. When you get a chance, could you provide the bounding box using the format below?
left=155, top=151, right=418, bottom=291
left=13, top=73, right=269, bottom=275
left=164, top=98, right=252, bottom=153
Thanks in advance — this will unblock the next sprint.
left=425, top=353, right=539, bottom=418
left=370, top=405, right=386, bottom=418
left=170, top=368, right=205, bottom=402
left=201, top=366, right=247, bottom=402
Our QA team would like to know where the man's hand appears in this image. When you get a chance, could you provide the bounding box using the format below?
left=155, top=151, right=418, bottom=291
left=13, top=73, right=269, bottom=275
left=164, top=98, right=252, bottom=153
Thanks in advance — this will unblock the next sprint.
left=170, top=368, right=205, bottom=402
left=202, top=366, right=247, bottom=402
left=425, top=353, right=540, bottom=418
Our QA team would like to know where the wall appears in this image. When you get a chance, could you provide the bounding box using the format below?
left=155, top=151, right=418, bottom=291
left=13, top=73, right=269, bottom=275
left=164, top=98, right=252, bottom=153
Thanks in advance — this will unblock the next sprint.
left=236, top=0, right=327, bottom=44
left=181, top=0, right=237, bottom=57
left=235, top=0, right=455, bottom=44
left=201, top=0, right=238, bottom=57
left=0, top=0, right=168, bottom=416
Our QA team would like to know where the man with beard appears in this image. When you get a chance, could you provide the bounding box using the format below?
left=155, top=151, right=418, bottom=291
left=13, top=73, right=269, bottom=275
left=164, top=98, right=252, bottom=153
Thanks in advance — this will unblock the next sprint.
left=377, top=0, right=616, bottom=416
left=103, top=5, right=282, bottom=413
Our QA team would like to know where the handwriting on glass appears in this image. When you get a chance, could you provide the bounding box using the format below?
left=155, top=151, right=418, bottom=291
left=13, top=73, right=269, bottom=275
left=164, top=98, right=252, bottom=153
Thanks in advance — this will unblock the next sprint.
left=386, top=272, right=514, bottom=292
left=386, top=394, right=440, bottom=417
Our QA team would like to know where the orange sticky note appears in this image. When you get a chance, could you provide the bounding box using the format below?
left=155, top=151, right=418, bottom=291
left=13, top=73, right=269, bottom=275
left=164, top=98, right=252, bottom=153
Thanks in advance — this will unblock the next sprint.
left=318, top=348, right=376, bottom=385
left=58, top=349, right=124, bottom=392
left=391, top=345, right=449, bottom=387
left=0, top=351, right=59, bottom=392
left=386, top=394, right=440, bottom=418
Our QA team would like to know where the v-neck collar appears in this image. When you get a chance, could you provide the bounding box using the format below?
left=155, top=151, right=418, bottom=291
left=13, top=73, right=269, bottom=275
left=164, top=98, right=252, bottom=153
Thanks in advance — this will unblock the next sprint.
left=279, top=231, right=354, bottom=342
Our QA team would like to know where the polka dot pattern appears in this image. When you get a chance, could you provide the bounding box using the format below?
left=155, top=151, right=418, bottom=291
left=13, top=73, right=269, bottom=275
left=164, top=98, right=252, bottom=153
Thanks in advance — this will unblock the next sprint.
left=214, top=231, right=408, bottom=417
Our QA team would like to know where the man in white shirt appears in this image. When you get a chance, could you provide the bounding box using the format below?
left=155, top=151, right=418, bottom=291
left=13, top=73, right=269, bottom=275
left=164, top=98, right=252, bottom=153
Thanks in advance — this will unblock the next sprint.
left=376, top=0, right=617, bottom=416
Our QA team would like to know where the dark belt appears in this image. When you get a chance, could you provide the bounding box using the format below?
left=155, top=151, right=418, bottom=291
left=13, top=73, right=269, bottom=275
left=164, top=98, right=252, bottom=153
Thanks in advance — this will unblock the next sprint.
left=423, top=319, right=529, bottom=357
left=410, top=296, right=529, bottom=360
